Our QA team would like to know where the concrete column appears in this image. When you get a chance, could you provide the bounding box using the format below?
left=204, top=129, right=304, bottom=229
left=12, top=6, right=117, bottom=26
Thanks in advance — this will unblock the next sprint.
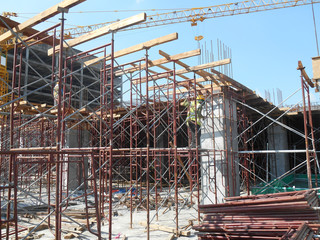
left=64, top=129, right=90, bottom=190
left=201, top=94, right=239, bottom=204
left=267, top=123, right=289, bottom=179
left=155, top=124, right=167, bottom=182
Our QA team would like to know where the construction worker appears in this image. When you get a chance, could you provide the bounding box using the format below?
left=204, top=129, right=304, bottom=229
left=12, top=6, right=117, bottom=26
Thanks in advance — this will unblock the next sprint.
left=53, top=81, right=62, bottom=105
left=53, top=81, right=59, bottom=105
left=182, top=93, right=205, bottom=148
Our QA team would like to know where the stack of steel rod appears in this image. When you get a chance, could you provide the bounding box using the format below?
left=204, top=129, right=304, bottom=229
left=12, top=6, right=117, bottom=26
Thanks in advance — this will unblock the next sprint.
left=194, top=190, right=320, bottom=239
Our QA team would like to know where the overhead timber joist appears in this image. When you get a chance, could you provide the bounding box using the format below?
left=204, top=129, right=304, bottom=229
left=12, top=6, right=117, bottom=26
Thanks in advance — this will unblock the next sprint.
left=0, top=16, right=59, bottom=46
left=132, top=59, right=231, bottom=84
left=114, top=48, right=201, bottom=77
left=0, top=0, right=86, bottom=44
left=48, top=12, right=147, bottom=55
left=84, top=32, right=179, bottom=67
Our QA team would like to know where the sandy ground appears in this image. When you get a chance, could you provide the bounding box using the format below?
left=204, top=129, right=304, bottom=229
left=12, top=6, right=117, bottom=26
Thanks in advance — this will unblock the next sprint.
left=10, top=189, right=200, bottom=239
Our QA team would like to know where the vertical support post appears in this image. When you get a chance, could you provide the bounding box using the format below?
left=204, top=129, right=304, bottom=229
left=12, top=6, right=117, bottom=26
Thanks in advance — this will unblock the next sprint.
left=306, top=84, right=318, bottom=186
left=129, top=72, right=133, bottom=228
left=13, top=154, right=18, bottom=239
left=7, top=42, right=17, bottom=240
left=23, top=48, right=29, bottom=100
left=172, top=61, right=179, bottom=236
left=55, top=10, right=65, bottom=240
left=301, top=75, right=312, bottom=189
left=193, top=72, right=200, bottom=222
left=80, top=62, right=84, bottom=108
left=145, top=48, right=150, bottom=240
left=108, top=32, right=115, bottom=240
left=222, top=90, right=230, bottom=197
left=211, top=82, right=217, bottom=204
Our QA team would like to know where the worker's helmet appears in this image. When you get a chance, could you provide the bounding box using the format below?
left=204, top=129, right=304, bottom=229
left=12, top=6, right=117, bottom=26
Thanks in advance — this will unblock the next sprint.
left=197, top=94, right=205, bottom=102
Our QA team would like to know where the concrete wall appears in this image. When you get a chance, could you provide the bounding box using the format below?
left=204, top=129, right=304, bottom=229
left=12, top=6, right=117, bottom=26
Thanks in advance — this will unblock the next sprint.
left=63, top=129, right=90, bottom=190
left=201, top=95, right=239, bottom=204
left=267, top=123, right=289, bottom=179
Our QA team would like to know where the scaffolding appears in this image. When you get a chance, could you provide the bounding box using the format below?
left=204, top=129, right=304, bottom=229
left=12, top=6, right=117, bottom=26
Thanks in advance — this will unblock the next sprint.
left=0, top=3, right=319, bottom=240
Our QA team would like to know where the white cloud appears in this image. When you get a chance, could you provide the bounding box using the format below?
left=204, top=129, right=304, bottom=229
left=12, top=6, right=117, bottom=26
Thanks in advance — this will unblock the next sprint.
left=136, top=0, right=144, bottom=4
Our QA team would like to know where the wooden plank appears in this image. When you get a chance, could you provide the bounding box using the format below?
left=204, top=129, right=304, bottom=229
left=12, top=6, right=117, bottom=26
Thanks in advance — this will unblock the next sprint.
left=0, top=0, right=86, bottom=44
left=211, top=69, right=254, bottom=94
left=158, top=50, right=206, bottom=81
left=158, top=50, right=218, bottom=86
left=153, top=49, right=221, bottom=85
left=114, top=49, right=200, bottom=76
left=0, top=16, right=59, bottom=46
left=157, top=64, right=189, bottom=80
left=0, top=16, right=19, bottom=29
left=132, top=59, right=231, bottom=84
left=48, top=12, right=147, bottom=55
left=297, top=60, right=314, bottom=88
left=159, top=50, right=191, bottom=69
left=139, top=221, right=190, bottom=236
left=166, top=83, right=220, bottom=96
left=84, top=32, right=178, bottom=66
left=148, top=76, right=220, bottom=91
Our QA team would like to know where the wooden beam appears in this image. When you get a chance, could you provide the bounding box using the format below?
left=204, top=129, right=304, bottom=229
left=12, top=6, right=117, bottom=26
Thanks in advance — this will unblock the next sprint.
left=165, top=83, right=220, bottom=96
left=159, top=50, right=191, bottom=69
left=148, top=77, right=220, bottom=91
left=84, top=32, right=178, bottom=66
left=157, top=64, right=189, bottom=80
left=159, top=49, right=221, bottom=85
left=131, top=63, right=159, bottom=75
left=114, top=49, right=200, bottom=76
left=297, top=60, right=314, bottom=88
left=48, top=12, right=147, bottom=56
left=139, top=221, right=190, bottom=236
left=0, top=0, right=86, bottom=44
left=211, top=69, right=254, bottom=94
left=0, top=16, right=59, bottom=46
left=132, top=58, right=231, bottom=84
left=157, top=51, right=191, bottom=80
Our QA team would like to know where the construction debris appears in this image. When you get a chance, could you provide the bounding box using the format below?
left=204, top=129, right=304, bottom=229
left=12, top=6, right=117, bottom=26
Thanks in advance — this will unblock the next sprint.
left=140, top=221, right=191, bottom=236
left=194, top=190, right=320, bottom=239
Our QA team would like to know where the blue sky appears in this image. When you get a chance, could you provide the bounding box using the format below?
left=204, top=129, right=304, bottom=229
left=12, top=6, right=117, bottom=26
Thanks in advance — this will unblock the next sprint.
left=2, top=0, right=320, bottom=105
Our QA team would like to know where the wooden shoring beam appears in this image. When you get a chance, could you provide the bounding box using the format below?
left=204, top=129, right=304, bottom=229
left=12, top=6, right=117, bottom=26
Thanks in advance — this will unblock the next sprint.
left=165, top=83, right=220, bottom=96
left=115, top=49, right=200, bottom=77
left=148, top=76, right=220, bottom=91
left=48, top=12, right=147, bottom=56
left=211, top=69, right=254, bottom=94
left=0, top=0, right=86, bottom=44
left=159, top=50, right=191, bottom=69
left=157, top=64, right=189, bottom=80
left=130, top=63, right=159, bottom=75
left=83, top=32, right=178, bottom=67
left=135, top=63, right=180, bottom=85
left=297, top=60, right=314, bottom=88
left=159, top=49, right=221, bottom=85
left=132, top=59, right=231, bottom=84
left=0, top=16, right=59, bottom=46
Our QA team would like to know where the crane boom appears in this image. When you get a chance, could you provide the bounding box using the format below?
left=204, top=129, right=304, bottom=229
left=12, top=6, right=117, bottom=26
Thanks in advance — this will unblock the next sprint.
left=62, top=0, right=320, bottom=38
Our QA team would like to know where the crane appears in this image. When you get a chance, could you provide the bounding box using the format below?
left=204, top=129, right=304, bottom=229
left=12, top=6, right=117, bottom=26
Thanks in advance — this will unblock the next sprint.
left=60, top=0, right=320, bottom=39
